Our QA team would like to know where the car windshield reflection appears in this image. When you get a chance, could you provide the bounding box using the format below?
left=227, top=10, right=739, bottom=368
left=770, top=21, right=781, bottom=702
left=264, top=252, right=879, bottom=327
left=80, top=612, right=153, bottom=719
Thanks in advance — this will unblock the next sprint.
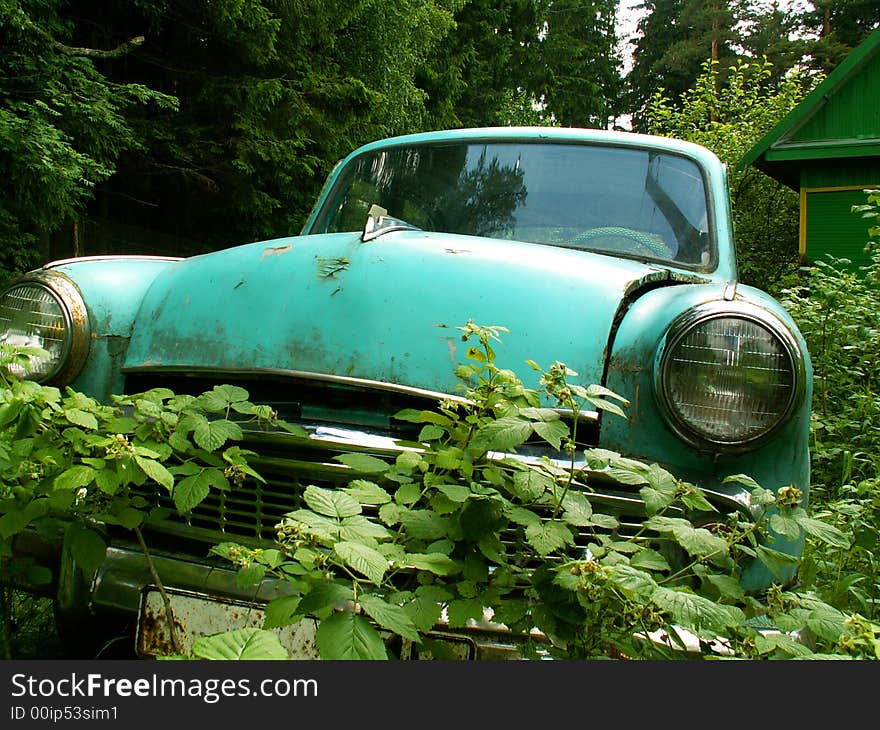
left=311, top=141, right=713, bottom=268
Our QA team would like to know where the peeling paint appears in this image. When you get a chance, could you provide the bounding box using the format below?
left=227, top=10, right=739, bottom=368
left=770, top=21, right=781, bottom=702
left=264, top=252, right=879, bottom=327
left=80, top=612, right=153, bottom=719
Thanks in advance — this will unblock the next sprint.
left=629, top=382, right=640, bottom=427
left=445, top=338, right=457, bottom=363
left=260, top=245, right=292, bottom=261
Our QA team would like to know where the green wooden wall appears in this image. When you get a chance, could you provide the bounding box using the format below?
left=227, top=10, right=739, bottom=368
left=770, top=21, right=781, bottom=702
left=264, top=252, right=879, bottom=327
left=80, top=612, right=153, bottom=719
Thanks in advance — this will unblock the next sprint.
left=804, top=186, right=877, bottom=267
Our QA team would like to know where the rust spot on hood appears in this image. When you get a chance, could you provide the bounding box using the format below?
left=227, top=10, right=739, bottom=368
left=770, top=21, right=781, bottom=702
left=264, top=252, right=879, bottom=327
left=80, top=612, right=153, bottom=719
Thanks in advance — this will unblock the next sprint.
left=317, top=256, right=350, bottom=279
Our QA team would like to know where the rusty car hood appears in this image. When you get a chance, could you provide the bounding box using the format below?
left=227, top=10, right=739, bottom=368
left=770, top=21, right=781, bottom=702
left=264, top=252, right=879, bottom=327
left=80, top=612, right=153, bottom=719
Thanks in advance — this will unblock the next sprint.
left=122, top=231, right=696, bottom=395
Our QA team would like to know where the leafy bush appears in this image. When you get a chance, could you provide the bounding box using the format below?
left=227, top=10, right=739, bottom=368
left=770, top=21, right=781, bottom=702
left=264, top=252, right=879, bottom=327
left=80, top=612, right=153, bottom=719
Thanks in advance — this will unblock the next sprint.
left=0, top=325, right=872, bottom=660
left=0, top=345, right=290, bottom=654
left=210, top=324, right=859, bottom=660
left=778, top=190, right=880, bottom=620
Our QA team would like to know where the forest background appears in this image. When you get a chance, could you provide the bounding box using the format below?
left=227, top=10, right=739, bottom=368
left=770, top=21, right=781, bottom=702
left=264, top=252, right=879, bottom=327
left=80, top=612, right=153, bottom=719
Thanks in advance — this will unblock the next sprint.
left=2, top=0, right=879, bottom=290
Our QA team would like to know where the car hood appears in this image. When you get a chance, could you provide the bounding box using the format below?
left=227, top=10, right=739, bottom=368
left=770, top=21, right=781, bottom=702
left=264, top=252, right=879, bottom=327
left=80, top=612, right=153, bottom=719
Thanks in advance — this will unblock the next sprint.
left=123, top=231, right=695, bottom=395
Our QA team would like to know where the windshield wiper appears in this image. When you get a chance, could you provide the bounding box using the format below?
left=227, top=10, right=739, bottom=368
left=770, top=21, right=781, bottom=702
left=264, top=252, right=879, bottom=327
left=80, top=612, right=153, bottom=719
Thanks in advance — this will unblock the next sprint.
left=362, top=204, right=423, bottom=241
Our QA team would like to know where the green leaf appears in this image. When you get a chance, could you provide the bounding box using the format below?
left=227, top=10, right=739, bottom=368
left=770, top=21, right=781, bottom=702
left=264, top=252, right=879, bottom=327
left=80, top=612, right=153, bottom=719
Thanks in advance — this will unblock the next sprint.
left=339, top=515, right=392, bottom=543
left=236, top=564, right=266, bottom=589
left=446, top=598, right=485, bottom=627
left=333, top=453, right=390, bottom=474
left=64, top=408, right=98, bottom=430
left=135, top=456, right=175, bottom=492
left=418, top=424, right=446, bottom=441
left=703, top=573, right=746, bottom=602
left=304, top=485, right=361, bottom=518
left=95, top=468, right=120, bottom=495
left=192, top=628, right=288, bottom=660
left=298, top=582, right=354, bottom=619
left=406, top=552, right=460, bottom=575
left=0, top=510, right=29, bottom=539
left=435, top=446, right=464, bottom=470
left=502, top=504, right=541, bottom=527
left=194, top=419, right=243, bottom=451
left=629, top=548, right=671, bottom=572
left=404, top=596, right=444, bottom=633
left=358, top=595, right=420, bottom=642
left=644, top=516, right=728, bottom=559
left=512, top=469, right=554, bottom=501
left=399, top=509, right=449, bottom=540
left=263, top=596, right=302, bottom=630
left=805, top=604, right=848, bottom=642
left=436, top=483, right=472, bottom=503
left=722, top=473, right=762, bottom=491
left=395, top=451, right=424, bottom=471
left=394, top=482, right=422, bottom=505
left=199, top=385, right=250, bottom=412
left=334, top=541, right=389, bottom=584
left=608, top=564, right=658, bottom=601
left=54, top=465, right=97, bottom=491
left=174, top=472, right=211, bottom=513
left=315, top=611, right=387, bottom=660
left=116, top=507, right=145, bottom=530
left=652, top=587, right=744, bottom=633
left=769, top=513, right=803, bottom=542
left=605, top=467, right=649, bottom=485
left=471, top=417, right=533, bottom=451
left=680, top=488, right=717, bottom=513
left=753, top=632, right=814, bottom=658
left=65, top=523, right=106, bottom=574
left=525, top=521, right=574, bottom=556
left=561, top=491, right=593, bottom=526
left=639, top=464, right=678, bottom=515
left=756, top=545, right=801, bottom=580
left=796, top=516, right=851, bottom=549
left=393, top=409, right=452, bottom=426
left=533, top=419, right=569, bottom=450
left=342, top=480, right=391, bottom=505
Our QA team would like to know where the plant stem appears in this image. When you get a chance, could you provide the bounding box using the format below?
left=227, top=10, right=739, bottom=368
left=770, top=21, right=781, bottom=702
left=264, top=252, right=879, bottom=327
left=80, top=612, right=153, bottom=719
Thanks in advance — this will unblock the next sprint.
left=134, top=526, right=183, bottom=655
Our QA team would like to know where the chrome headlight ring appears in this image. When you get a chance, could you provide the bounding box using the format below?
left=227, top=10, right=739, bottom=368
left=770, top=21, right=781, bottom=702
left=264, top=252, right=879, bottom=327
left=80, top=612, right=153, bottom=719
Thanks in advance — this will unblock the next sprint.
left=655, top=300, right=806, bottom=451
left=0, top=270, right=90, bottom=384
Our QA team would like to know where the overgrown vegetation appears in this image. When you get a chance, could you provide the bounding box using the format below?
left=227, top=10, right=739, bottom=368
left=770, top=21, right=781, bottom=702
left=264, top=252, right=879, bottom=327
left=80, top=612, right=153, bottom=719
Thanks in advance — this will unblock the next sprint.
left=0, top=347, right=296, bottom=657
left=204, top=323, right=862, bottom=660
left=2, top=320, right=878, bottom=660
left=777, top=189, right=880, bottom=622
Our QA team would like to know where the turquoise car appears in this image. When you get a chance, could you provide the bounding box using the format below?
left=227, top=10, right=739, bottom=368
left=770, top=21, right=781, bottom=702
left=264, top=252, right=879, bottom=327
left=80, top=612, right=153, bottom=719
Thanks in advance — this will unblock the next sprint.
left=0, top=127, right=811, bottom=657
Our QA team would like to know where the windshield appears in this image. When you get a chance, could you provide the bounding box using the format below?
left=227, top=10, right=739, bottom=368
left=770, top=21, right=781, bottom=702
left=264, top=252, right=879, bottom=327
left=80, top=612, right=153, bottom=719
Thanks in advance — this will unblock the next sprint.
left=310, top=141, right=713, bottom=268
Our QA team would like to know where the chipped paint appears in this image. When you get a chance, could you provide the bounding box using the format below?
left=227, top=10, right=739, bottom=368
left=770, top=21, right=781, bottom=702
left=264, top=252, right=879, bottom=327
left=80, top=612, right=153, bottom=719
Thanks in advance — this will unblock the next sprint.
left=445, top=338, right=457, bottom=363
left=260, top=244, right=293, bottom=261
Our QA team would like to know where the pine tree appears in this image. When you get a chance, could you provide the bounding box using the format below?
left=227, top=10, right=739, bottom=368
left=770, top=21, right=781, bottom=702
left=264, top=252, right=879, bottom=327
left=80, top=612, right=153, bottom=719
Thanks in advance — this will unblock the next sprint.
left=626, top=0, right=743, bottom=129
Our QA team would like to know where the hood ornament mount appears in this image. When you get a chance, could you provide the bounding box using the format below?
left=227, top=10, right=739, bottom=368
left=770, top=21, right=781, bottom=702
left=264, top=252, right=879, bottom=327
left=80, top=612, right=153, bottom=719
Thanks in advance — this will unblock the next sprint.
left=362, top=204, right=422, bottom=242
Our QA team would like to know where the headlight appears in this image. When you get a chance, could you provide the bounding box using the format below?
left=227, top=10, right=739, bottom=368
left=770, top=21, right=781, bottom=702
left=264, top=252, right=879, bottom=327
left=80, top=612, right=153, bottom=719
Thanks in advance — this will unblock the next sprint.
left=0, top=272, right=89, bottom=383
left=656, top=301, right=804, bottom=448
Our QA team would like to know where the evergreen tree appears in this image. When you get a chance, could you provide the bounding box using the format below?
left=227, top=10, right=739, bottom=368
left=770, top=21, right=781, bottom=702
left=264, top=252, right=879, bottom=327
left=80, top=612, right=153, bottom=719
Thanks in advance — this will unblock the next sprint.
left=626, top=0, right=743, bottom=129
left=531, top=0, right=622, bottom=127
left=0, top=0, right=175, bottom=279
left=739, top=1, right=807, bottom=84
left=800, top=0, right=880, bottom=72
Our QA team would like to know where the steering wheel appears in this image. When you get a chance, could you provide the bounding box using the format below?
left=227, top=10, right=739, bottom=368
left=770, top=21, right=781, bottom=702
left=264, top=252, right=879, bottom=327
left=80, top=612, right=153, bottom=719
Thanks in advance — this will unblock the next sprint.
left=573, top=226, right=672, bottom=259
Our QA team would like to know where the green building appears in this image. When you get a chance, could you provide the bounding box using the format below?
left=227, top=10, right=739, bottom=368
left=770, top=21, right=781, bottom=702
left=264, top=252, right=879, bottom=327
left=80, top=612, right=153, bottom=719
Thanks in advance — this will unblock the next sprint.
left=741, top=28, right=880, bottom=267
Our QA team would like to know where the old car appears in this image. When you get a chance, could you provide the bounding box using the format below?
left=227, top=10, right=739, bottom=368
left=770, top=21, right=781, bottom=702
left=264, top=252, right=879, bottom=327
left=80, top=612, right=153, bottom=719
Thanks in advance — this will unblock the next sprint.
left=0, top=127, right=811, bottom=658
